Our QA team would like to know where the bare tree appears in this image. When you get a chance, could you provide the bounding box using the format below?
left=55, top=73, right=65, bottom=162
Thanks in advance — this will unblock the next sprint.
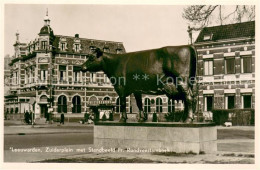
left=183, top=5, right=255, bottom=31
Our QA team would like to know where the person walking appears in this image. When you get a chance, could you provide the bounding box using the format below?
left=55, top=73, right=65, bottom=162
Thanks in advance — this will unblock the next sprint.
left=60, top=113, right=65, bottom=124
left=24, top=110, right=30, bottom=124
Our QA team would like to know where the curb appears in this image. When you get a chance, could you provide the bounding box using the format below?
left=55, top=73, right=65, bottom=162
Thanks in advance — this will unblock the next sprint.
left=5, top=131, right=92, bottom=136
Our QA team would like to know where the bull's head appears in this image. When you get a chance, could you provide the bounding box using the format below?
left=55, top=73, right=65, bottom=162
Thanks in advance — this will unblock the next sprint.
left=81, top=48, right=104, bottom=72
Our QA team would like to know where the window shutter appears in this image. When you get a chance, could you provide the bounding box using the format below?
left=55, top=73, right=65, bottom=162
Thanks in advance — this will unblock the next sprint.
left=214, top=59, right=224, bottom=75
left=243, top=57, right=252, bottom=73
left=226, top=58, right=235, bottom=74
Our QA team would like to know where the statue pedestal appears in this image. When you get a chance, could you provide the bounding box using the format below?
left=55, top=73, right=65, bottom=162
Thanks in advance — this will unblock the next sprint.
left=94, top=122, right=217, bottom=154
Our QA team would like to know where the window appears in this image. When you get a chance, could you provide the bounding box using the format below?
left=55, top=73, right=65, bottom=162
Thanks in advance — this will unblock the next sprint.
left=226, top=58, right=235, bottom=74
left=243, top=95, right=252, bottom=109
left=168, top=99, right=175, bottom=113
left=103, top=97, right=110, bottom=101
left=58, top=95, right=67, bottom=113
left=144, top=98, right=151, bottom=113
left=75, top=44, right=80, bottom=52
left=204, top=96, right=213, bottom=111
left=225, top=95, right=235, bottom=109
left=25, top=70, right=28, bottom=84
left=90, top=73, right=96, bottom=83
left=116, top=98, right=121, bottom=113
left=73, top=66, right=81, bottom=83
left=204, top=60, right=213, bottom=75
left=72, top=96, right=81, bottom=113
left=13, top=72, right=18, bottom=85
left=31, top=68, right=35, bottom=83
left=61, top=43, right=66, bottom=51
left=41, top=41, right=47, bottom=50
left=73, top=71, right=80, bottom=82
left=116, top=49, right=122, bottom=54
left=156, top=98, right=163, bottom=113
left=40, top=70, right=48, bottom=81
left=203, top=34, right=212, bottom=40
left=242, top=57, right=252, bottom=73
left=59, top=65, right=66, bottom=82
left=103, top=74, right=110, bottom=84
left=103, top=48, right=110, bottom=53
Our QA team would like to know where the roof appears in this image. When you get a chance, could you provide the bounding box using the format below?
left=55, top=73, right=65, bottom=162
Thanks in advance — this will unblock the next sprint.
left=39, top=25, right=54, bottom=35
left=52, top=35, right=126, bottom=54
left=195, top=21, right=255, bottom=43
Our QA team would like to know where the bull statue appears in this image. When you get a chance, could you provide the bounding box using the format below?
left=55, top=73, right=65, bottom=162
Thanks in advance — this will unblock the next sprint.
left=82, top=46, right=197, bottom=123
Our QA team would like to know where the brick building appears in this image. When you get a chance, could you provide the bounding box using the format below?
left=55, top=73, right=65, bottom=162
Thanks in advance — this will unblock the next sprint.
left=194, top=21, right=255, bottom=113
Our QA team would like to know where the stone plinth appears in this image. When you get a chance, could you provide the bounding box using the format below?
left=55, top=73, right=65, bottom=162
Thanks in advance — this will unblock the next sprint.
left=94, top=122, right=217, bottom=154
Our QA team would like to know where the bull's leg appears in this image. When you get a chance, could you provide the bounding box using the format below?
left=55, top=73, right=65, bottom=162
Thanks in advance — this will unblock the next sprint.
left=175, top=78, right=193, bottom=123
left=134, top=93, right=146, bottom=122
left=119, top=96, right=127, bottom=123
left=182, top=88, right=193, bottom=123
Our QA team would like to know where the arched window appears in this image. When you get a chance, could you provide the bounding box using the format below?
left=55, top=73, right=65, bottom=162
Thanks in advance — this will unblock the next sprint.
left=58, top=95, right=67, bottom=113
left=144, top=98, right=151, bottom=113
left=72, top=96, right=81, bottom=113
left=156, top=97, right=163, bottom=113
left=103, top=96, right=110, bottom=101
left=116, top=98, right=120, bottom=113
left=89, top=95, right=98, bottom=105
left=168, top=99, right=175, bottom=113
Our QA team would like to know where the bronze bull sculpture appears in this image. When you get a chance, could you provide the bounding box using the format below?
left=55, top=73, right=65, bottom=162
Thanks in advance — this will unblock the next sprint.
left=82, top=46, right=197, bottom=123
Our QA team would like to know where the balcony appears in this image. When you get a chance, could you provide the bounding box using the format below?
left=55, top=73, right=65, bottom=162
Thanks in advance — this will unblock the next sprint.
left=36, top=80, right=49, bottom=86
left=24, top=82, right=36, bottom=88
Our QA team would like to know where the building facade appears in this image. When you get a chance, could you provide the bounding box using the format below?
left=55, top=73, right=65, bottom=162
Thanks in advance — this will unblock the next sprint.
left=194, top=21, right=255, bottom=112
left=4, top=13, right=126, bottom=119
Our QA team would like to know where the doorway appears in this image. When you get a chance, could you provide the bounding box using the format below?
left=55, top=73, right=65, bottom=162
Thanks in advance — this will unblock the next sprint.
left=40, top=104, right=48, bottom=118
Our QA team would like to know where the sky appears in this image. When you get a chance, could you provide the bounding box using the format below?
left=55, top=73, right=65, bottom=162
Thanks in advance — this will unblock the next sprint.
left=4, top=4, right=194, bottom=56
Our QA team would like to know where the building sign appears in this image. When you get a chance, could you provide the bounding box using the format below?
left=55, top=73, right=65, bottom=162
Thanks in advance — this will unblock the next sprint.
left=87, top=100, right=113, bottom=106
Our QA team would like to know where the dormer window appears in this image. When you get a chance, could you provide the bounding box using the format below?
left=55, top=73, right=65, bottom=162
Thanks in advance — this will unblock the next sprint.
left=73, top=43, right=81, bottom=53
left=73, top=38, right=81, bottom=53
left=61, top=43, right=66, bottom=51
left=203, top=33, right=213, bottom=40
left=75, top=44, right=80, bottom=52
left=116, top=49, right=122, bottom=54
left=59, top=37, right=68, bottom=51
left=103, top=47, right=110, bottom=53
left=116, top=43, right=123, bottom=54
left=90, top=46, right=96, bottom=54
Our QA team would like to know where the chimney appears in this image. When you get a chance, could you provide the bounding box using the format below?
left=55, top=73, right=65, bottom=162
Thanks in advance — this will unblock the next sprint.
left=75, top=34, right=79, bottom=38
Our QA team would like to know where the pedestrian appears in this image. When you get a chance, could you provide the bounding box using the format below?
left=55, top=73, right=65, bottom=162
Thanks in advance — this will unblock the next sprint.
left=24, top=110, right=30, bottom=124
left=60, top=113, right=65, bottom=124
left=45, top=112, right=49, bottom=123
left=29, top=110, right=35, bottom=125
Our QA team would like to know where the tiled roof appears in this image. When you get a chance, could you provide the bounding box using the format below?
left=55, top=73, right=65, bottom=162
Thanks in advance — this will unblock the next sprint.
left=53, top=35, right=126, bottom=54
left=195, top=21, right=255, bottom=43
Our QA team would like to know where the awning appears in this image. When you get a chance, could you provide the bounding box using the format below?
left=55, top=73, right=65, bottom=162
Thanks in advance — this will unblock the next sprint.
left=17, top=92, right=36, bottom=97
left=4, top=94, right=18, bottom=99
